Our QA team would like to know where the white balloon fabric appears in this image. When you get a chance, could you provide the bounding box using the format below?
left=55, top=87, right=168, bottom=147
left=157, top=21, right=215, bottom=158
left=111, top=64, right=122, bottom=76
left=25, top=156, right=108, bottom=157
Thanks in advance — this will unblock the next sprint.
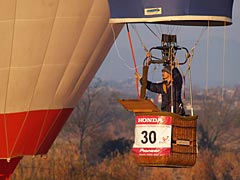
left=0, top=0, right=122, bottom=178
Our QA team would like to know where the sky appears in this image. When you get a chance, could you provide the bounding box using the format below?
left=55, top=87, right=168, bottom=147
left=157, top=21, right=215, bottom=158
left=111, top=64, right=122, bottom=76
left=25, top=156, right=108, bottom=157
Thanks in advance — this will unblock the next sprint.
left=96, top=0, right=240, bottom=88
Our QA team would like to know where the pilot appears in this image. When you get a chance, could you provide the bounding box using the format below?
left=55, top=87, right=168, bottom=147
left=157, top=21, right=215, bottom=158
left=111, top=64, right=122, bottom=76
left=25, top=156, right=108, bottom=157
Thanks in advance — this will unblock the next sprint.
left=136, top=65, right=185, bottom=115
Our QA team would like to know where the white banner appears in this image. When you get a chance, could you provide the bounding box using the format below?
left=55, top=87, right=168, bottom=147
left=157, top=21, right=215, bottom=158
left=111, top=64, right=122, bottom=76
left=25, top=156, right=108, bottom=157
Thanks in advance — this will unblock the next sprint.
left=132, top=115, right=172, bottom=156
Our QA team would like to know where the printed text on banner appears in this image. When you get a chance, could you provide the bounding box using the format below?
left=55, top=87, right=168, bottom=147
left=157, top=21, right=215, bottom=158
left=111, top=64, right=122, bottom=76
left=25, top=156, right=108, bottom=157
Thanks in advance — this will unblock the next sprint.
left=132, top=115, right=172, bottom=156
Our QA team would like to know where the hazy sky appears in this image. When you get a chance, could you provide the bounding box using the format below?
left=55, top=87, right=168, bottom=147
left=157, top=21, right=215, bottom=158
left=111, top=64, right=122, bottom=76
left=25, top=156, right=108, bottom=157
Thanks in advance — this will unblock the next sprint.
left=96, top=0, right=240, bottom=88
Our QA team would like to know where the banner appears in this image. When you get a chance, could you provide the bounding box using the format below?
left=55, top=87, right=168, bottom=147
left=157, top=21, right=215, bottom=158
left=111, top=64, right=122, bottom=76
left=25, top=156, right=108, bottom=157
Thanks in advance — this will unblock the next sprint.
left=132, top=115, right=172, bottom=156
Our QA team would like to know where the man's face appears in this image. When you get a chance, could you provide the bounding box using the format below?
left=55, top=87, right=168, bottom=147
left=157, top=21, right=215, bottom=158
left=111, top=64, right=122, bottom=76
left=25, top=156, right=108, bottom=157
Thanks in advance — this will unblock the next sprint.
left=162, top=71, right=170, bottom=81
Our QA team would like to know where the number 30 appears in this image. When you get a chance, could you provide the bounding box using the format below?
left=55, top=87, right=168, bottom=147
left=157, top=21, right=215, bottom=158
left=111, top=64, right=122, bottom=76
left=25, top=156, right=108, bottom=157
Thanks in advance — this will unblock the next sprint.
left=141, top=131, right=156, bottom=144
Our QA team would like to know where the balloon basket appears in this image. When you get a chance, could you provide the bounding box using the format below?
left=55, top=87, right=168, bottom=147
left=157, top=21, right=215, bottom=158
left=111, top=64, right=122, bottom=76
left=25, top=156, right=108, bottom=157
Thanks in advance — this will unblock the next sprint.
left=119, top=99, right=198, bottom=167
left=134, top=112, right=198, bottom=167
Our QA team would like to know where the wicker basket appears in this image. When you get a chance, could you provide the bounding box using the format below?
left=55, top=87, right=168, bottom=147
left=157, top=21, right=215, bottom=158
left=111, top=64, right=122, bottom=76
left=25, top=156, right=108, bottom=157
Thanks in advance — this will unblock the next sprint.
left=134, top=112, right=198, bottom=167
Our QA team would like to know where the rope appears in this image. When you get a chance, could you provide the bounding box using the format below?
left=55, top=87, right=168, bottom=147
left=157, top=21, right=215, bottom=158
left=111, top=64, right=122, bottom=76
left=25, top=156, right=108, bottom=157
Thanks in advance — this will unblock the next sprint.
left=175, top=51, right=194, bottom=115
left=110, top=25, right=138, bottom=71
left=221, top=22, right=226, bottom=100
left=170, top=47, right=174, bottom=113
left=205, top=22, right=210, bottom=96
left=183, top=75, right=186, bottom=99
left=191, top=27, right=207, bottom=52
left=187, top=57, right=194, bottom=116
left=144, top=23, right=161, bottom=41
left=126, top=23, right=140, bottom=98
left=174, top=57, right=186, bottom=100
left=186, top=28, right=207, bottom=115
left=154, top=24, right=162, bottom=40
left=131, top=24, right=149, bottom=52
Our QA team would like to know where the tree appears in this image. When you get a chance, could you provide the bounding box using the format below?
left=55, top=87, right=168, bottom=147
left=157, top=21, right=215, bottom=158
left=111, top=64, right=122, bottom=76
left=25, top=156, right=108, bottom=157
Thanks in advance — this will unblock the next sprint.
left=64, top=79, right=129, bottom=178
left=11, top=85, right=240, bottom=180
left=196, top=87, right=240, bottom=154
left=194, top=87, right=240, bottom=179
left=98, top=138, right=133, bottom=160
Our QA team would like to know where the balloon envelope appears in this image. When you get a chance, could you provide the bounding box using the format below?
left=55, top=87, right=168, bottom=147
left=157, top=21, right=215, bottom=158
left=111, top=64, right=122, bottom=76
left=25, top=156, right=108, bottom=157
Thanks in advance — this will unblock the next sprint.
left=108, top=0, right=234, bottom=26
left=0, top=0, right=122, bottom=178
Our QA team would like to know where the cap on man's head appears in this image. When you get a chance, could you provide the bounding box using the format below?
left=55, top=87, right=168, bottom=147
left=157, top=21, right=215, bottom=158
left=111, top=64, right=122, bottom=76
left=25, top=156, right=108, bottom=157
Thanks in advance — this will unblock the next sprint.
left=162, top=65, right=171, bottom=74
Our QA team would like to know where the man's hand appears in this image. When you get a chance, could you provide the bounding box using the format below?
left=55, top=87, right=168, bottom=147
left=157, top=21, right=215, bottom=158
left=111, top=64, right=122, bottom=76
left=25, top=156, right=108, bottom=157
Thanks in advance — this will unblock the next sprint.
left=135, top=72, right=142, bottom=80
left=186, top=52, right=190, bottom=59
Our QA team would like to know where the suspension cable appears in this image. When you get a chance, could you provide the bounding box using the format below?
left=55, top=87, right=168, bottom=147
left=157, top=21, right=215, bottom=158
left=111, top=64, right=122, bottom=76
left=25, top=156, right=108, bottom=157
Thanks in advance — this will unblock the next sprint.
left=192, top=27, right=207, bottom=51
left=111, top=24, right=138, bottom=71
left=174, top=57, right=186, bottom=100
left=221, top=21, right=226, bottom=100
left=185, top=28, right=207, bottom=115
left=170, top=47, right=174, bottom=113
left=144, top=23, right=161, bottom=41
left=205, top=21, right=210, bottom=96
left=188, top=55, right=194, bottom=116
left=131, top=24, right=149, bottom=52
left=126, top=23, right=140, bottom=98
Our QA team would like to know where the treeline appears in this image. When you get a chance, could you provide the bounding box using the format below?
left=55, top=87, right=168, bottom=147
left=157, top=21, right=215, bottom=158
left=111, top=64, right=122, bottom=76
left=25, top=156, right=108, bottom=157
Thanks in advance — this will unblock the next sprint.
left=11, top=81, right=240, bottom=180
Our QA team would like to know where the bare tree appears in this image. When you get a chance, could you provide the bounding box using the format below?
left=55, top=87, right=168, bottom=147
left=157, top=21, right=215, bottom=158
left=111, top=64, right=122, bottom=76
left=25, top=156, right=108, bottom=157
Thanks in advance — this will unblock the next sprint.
left=197, top=87, right=240, bottom=154
left=66, top=79, right=122, bottom=178
left=194, top=87, right=240, bottom=179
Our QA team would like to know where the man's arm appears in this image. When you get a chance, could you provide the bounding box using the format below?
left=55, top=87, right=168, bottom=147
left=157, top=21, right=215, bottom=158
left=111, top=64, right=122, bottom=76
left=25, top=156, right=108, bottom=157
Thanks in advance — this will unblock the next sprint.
left=136, top=72, right=164, bottom=94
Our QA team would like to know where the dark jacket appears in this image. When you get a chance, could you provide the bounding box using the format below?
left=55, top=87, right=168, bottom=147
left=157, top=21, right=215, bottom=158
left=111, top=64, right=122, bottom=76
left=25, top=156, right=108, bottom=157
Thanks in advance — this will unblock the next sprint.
left=141, top=68, right=185, bottom=115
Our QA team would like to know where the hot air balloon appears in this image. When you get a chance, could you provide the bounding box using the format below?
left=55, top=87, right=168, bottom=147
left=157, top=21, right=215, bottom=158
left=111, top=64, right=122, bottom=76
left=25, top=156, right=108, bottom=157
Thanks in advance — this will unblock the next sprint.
left=108, top=0, right=234, bottom=167
left=0, top=0, right=122, bottom=179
